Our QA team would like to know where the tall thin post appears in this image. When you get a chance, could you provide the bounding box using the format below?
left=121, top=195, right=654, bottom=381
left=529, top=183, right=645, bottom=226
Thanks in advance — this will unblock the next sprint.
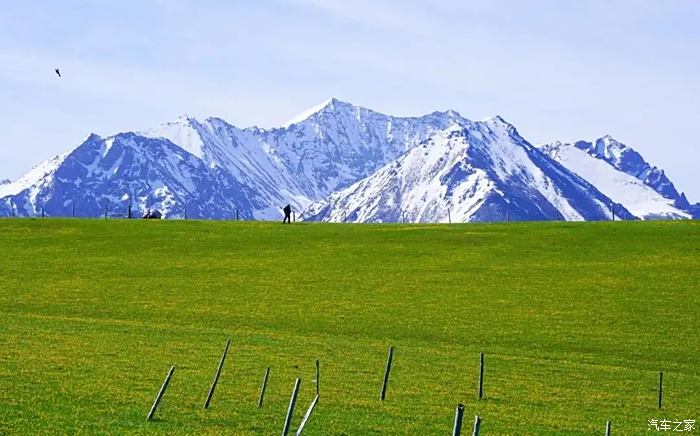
left=448, top=209, right=452, bottom=224
left=507, top=211, right=510, bottom=222
left=258, top=367, right=270, bottom=407
left=128, top=204, right=132, bottom=219
left=295, top=394, right=319, bottom=436
left=184, top=204, right=187, bottom=220
left=41, top=208, right=45, bottom=218
left=204, top=339, right=231, bottom=409
left=478, top=353, right=484, bottom=400
left=611, top=203, right=615, bottom=221
left=472, top=415, right=482, bottom=436
left=71, top=201, right=75, bottom=217
left=146, top=366, right=175, bottom=421
left=282, top=378, right=301, bottom=436
left=104, top=204, right=108, bottom=219
left=452, top=404, right=465, bottom=436
left=343, top=211, right=347, bottom=223
left=314, top=359, right=320, bottom=398
left=658, top=371, right=663, bottom=409
left=380, top=346, right=394, bottom=401
left=605, top=421, right=611, bottom=436
left=236, top=209, right=239, bottom=221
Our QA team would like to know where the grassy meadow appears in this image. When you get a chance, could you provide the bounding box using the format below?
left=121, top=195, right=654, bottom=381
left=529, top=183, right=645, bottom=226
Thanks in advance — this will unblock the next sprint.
left=0, top=219, right=698, bottom=434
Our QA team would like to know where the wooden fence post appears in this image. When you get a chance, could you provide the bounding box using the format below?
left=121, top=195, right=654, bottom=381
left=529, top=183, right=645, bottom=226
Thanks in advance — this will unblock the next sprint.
left=472, top=415, right=482, bottom=436
left=282, top=378, right=301, bottom=436
left=314, top=359, right=320, bottom=398
left=146, top=366, right=175, bottom=421
left=258, top=367, right=270, bottom=407
left=294, top=394, right=319, bottom=436
left=204, top=339, right=231, bottom=409
left=452, top=404, right=464, bottom=436
left=380, top=346, right=394, bottom=401
left=478, top=353, right=484, bottom=400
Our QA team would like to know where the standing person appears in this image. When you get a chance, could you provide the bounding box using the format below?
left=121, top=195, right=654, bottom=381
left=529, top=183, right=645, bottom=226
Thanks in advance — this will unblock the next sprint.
left=283, top=204, right=292, bottom=224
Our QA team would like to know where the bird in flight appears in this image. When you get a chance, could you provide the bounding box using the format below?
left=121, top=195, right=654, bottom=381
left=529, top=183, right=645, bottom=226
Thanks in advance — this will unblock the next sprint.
left=55, top=68, right=61, bottom=77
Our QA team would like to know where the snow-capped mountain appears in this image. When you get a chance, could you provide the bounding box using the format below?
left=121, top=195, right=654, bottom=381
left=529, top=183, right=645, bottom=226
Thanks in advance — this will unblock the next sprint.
left=1, top=98, right=696, bottom=221
left=0, top=98, right=469, bottom=219
left=540, top=137, right=693, bottom=219
left=304, top=117, right=625, bottom=223
left=1, top=133, right=257, bottom=219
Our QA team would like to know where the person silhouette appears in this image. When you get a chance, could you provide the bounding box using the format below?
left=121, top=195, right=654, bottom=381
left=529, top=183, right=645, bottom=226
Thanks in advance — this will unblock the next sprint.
left=283, top=204, right=292, bottom=224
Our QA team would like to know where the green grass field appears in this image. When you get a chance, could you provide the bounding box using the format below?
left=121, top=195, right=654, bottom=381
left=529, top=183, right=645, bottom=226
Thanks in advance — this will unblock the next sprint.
left=0, top=219, right=698, bottom=435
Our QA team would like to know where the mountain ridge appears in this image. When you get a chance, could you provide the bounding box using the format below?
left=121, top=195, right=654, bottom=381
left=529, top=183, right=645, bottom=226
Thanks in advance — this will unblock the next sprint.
left=2, top=99, right=697, bottom=221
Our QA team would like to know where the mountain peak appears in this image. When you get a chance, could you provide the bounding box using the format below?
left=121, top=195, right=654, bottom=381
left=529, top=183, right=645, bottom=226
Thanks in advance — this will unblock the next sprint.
left=483, top=114, right=512, bottom=126
left=591, top=135, right=628, bottom=160
left=281, top=97, right=356, bottom=128
left=141, top=116, right=206, bottom=158
left=542, top=136, right=689, bottom=216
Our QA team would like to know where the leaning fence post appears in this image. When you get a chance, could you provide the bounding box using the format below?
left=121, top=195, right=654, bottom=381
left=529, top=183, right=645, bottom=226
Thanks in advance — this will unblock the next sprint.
left=204, top=339, right=231, bottom=409
left=478, top=353, right=484, bottom=399
left=452, top=404, right=465, bottom=436
left=258, top=367, right=270, bottom=407
left=658, top=371, right=663, bottom=409
left=146, top=366, right=175, bottom=421
left=605, top=420, right=611, bottom=436
left=295, top=394, right=319, bottom=436
left=472, top=415, right=482, bottom=436
left=380, top=346, right=394, bottom=401
left=282, top=378, right=301, bottom=436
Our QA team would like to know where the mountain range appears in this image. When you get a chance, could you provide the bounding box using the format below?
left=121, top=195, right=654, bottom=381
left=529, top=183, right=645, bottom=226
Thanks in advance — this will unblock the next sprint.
left=1, top=98, right=697, bottom=221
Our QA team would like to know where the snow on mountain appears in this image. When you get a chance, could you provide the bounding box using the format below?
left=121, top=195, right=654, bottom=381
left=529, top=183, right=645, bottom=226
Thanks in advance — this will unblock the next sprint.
left=2, top=133, right=258, bottom=219
left=1, top=152, right=69, bottom=216
left=282, top=98, right=336, bottom=128
left=1, top=99, right=461, bottom=219
left=566, top=136, right=689, bottom=208
left=1, top=98, right=694, bottom=222
left=259, top=98, right=463, bottom=199
left=143, top=115, right=207, bottom=159
left=541, top=139, right=692, bottom=219
left=140, top=98, right=463, bottom=217
left=304, top=116, right=622, bottom=223
left=142, top=116, right=311, bottom=217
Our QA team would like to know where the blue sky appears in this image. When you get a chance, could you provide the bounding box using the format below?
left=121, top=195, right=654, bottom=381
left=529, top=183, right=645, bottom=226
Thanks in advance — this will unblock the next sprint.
left=1, top=0, right=698, bottom=200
